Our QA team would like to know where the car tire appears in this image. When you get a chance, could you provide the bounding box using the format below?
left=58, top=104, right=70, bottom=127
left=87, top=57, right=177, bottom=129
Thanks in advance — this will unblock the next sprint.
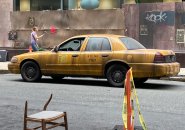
left=21, top=61, right=41, bottom=82
left=51, top=75, right=64, bottom=81
left=106, top=64, right=127, bottom=87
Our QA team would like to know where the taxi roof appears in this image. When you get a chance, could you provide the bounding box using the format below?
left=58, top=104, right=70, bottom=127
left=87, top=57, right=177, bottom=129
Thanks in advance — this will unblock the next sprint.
left=71, top=34, right=126, bottom=39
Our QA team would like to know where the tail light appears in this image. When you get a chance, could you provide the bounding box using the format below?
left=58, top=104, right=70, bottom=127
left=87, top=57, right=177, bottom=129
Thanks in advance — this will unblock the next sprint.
left=154, top=52, right=165, bottom=63
left=170, top=55, right=176, bottom=62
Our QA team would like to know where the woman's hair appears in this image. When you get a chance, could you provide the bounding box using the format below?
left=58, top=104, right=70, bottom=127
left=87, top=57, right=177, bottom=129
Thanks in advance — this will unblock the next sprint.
left=32, top=26, right=37, bottom=31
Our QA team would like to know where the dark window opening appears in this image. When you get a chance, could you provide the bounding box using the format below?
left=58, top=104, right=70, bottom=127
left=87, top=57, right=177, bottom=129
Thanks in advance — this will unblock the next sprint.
left=30, top=0, right=61, bottom=11
left=14, top=0, right=66, bottom=11
left=14, top=0, right=20, bottom=11
left=63, top=0, right=68, bottom=10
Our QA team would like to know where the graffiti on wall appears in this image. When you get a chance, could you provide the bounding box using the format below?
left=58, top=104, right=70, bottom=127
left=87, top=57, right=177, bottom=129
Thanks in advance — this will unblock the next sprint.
left=28, top=17, right=35, bottom=27
left=144, top=11, right=175, bottom=25
left=145, top=11, right=167, bottom=23
left=8, top=30, right=17, bottom=40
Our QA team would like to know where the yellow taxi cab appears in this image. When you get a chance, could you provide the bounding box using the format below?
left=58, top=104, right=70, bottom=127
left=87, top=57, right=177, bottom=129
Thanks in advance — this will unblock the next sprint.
left=8, top=34, right=180, bottom=87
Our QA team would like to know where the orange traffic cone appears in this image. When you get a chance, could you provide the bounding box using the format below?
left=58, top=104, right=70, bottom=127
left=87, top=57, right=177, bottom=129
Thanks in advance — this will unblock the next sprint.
left=29, top=45, right=32, bottom=52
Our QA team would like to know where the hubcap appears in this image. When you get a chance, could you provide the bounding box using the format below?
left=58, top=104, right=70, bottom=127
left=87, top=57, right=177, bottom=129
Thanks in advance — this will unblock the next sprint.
left=25, top=66, right=36, bottom=79
left=112, top=71, right=123, bottom=83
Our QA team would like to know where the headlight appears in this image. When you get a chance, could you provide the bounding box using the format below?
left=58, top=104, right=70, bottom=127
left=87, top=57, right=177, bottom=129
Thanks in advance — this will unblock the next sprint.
left=11, top=57, right=18, bottom=63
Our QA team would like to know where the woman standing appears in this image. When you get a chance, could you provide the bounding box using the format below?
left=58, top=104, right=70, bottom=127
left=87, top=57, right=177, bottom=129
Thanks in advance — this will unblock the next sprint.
left=31, top=26, right=44, bottom=51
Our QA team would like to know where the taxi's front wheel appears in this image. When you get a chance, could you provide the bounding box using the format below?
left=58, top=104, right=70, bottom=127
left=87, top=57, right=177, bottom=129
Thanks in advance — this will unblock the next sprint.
left=106, top=64, right=127, bottom=87
left=21, top=61, right=41, bottom=82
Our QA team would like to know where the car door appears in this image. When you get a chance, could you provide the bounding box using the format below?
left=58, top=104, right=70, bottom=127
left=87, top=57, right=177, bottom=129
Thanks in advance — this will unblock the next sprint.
left=45, top=37, right=85, bottom=75
left=78, top=37, right=112, bottom=76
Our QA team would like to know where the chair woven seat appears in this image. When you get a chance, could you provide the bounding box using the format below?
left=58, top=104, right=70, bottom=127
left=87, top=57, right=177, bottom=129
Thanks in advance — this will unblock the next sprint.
left=28, top=111, right=64, bottom=120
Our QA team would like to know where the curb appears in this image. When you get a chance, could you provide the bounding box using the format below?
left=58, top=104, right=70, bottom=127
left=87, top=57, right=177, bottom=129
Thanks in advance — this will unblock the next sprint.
left=0, top=70, right=10, bottom=74
left=161, top=76, right=185, bottom=82
left=168, top=76, right=185, bottom=82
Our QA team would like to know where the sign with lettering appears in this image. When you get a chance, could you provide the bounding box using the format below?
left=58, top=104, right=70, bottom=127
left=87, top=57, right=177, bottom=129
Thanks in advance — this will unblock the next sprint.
left=176, top=29, right=185, bottom=44
left=140, top=25, right=148, bottom=35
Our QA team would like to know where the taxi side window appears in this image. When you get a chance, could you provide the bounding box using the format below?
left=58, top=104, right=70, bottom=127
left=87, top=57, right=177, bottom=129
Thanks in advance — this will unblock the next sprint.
left=58, top=38, right=85, bottom=51
left=85, top=37, right=111, bottom=51
left=102, top=38, right=111, bottom=51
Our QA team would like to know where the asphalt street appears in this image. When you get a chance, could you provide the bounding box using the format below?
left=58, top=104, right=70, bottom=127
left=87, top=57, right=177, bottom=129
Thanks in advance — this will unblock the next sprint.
left=1, top=74, right=185, bottom=130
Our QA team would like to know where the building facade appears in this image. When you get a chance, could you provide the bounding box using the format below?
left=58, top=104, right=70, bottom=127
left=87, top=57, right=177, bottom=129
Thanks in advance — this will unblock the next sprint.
left=3, top=0, right=128, bottom=49
left=1, top=0, right=185, bottom=52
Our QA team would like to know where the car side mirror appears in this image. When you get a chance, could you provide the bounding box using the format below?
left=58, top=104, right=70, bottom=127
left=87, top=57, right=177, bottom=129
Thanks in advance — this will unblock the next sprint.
left=52, top=46, right=58, bottom=52
left=74, top=40, right=80, bottom=43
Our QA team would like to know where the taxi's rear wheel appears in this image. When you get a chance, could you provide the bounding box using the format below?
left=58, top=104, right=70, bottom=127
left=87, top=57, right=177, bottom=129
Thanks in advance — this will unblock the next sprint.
left=106, top=64, right=127, bottom=87
left=21, top=61, right=41, bottom=82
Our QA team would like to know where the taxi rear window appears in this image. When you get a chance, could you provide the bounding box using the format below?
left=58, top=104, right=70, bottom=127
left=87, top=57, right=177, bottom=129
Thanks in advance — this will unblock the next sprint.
left=86, top=37, right=111, bottom=51
left=119, top=37, right=146, bottom=50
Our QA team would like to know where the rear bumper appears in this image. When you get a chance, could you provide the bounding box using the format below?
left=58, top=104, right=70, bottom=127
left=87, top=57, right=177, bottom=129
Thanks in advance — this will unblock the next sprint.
left=8, top=63, right=20, bottom=74
left=131, top=62, right=180, bottom=78
left=153, top=62, right=180, bottom=77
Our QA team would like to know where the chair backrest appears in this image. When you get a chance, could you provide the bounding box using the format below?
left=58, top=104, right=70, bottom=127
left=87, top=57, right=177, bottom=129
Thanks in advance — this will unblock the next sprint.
left=24, top=94, right=53, bottom=116
left=43, top=94, right=53, bottom=110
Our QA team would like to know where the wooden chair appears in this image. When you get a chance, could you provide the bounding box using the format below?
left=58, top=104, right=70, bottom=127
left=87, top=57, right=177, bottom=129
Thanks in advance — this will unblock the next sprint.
left=23, top=94, right=68, bottom=130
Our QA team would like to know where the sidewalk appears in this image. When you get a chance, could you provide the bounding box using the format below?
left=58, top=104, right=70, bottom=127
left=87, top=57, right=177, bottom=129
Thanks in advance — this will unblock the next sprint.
left=0, top=62, right=185, bottom=81
left=0, top=62, right=9, bottom=74
left=167, top=68, right=185, bottom=81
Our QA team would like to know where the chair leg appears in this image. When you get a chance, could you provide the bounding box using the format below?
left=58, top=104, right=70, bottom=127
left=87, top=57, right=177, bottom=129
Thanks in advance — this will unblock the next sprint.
left=64, top=112, right=68, bottom=130
left=42, top=120, right=47, bottom=130
left=23, top=101, right=28, bottom=130
left=23, top=118, right=27, bottom=130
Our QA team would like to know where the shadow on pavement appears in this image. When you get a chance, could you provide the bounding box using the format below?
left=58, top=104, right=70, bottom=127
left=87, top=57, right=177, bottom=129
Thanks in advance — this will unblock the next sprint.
left=11, top=77, right=179, bottom=90
left=12, top=78, right=110, bottom=87
left=135, top=82, right=177, bottom=90
left=41, top=78, right=110, bottom=87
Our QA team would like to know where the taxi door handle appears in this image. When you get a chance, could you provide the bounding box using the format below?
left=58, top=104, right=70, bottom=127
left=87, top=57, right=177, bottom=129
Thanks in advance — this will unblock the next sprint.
left=72, top=54, right=79, bottom=57
left=102, top=54, right=109, bottom=57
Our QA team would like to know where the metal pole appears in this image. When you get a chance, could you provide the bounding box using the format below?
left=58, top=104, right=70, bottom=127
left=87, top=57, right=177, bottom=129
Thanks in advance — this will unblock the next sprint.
left=13, top=0, right=16, bottom=11
left=60, top=0, right=63, bottom=10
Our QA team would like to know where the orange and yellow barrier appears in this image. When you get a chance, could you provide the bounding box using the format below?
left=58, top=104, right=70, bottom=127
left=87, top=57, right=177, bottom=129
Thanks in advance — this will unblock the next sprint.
left=122, top=68, right=147, bottom=130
